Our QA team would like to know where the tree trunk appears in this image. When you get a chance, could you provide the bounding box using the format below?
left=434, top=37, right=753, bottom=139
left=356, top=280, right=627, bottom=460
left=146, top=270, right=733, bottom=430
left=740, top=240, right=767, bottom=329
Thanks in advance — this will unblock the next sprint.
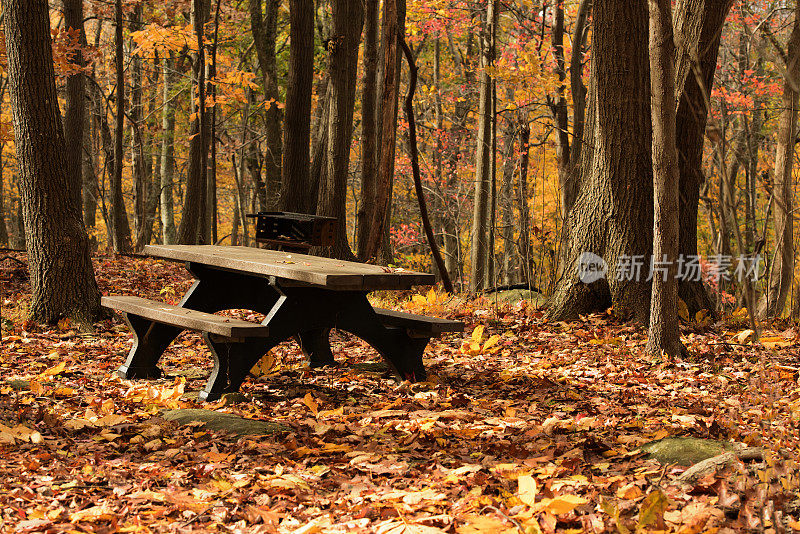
left=356, top=0, right=379, bottom=259
left=469, top=0, right=497, bottom=293
left=250, top=0, right=282, bottom=210
left=676, top=0, right=732, bottom=315
left=362, top=0, right=401, bottom=262
left=549, top=0, right=574, bottom=216
left=517, top=115, right=533, bottom=285
left=130, top=5, right=150, bottom=251
left=500, top=110, right=517, bottom=286
left=82, top=104, right=98, bottom=249
left=569, top=0, right=591, bottom=170
left=160, top=52, right=177, bottom=244
left=280, top=0, right=315, bottom=213
left=4, top=0, right=101, bottom=324
left=178, top=0, right=209, bottom=245
left=647, top=0, right=684, bottom=357
left=112, top=0, right=133, bottom=253
left=63, top=0, right=85, bottom=212
left=317, top=0, right=363, bottom=260
left=546, top=0, right=653, bottom=322
left=759, top=1, right=800, bottom=318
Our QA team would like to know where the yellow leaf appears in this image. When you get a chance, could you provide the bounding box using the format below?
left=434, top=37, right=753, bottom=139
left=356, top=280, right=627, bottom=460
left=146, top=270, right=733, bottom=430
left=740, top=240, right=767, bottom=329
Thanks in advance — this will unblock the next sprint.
left=303, top=392, right=319, bottom=416
left=616, top=483, right=643, bottom=500
left=483, top=334, right=501, bottom=351
left=537, top=494, right=589, bottom=515
left=637, top=489, right=668, bottom=530
left=69, top=504, right=117, bottom=523
left=517, top=475, right=537, bottom=507
left=678, top=298, right=689, bottom=321
left=471, top=325, right=485, bottom=343
left=250, top=351, right=277, bottom=377
left=42, top=360, right=66, bottom=377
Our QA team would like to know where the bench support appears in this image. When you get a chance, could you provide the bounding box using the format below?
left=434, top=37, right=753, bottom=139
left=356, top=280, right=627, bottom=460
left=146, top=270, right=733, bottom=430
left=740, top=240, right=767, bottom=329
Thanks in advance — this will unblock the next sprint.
left=112, top=264, right=455, bottom=401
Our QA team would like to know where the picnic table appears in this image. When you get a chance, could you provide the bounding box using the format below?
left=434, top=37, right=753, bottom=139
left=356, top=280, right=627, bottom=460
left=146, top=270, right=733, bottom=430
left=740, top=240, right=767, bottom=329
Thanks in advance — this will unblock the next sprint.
left=103, top=245, right=463, bottom=401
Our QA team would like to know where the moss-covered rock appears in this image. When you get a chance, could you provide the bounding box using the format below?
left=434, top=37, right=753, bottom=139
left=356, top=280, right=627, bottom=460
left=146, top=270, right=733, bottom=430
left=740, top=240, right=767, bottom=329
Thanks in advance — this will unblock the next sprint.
left=641, top=437, right=735, bottom=466
left=161, top=408, right=289, bottom=436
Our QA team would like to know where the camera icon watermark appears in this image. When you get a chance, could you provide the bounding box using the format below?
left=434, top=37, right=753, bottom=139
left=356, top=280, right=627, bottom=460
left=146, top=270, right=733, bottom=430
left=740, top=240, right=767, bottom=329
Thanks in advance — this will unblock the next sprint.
left=578, top=252, right=608, bottom=283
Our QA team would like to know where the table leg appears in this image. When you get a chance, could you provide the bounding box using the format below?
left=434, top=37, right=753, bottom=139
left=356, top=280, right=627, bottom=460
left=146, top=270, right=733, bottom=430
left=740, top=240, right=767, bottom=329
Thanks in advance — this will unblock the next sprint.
left=334, top=299, right=429, bottom=381
left=117, top=265, right=281, bottom=381
left=297, top=329, right=335, bottom=366
left=117, top=314, right=180, bottom=379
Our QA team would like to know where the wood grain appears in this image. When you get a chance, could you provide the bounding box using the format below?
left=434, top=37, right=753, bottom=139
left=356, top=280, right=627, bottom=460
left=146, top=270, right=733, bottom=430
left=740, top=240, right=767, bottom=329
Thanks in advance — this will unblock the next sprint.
left=102, top=295, right=270, bottom=338
left=144, top=245, right=434, bottom=290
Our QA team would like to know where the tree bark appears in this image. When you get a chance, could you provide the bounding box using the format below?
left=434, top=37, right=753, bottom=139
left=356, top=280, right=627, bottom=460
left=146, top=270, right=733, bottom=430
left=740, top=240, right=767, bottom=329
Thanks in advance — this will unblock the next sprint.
left=250, top=0, right=282, bottom=210
left=160, top=52, right=177, bottom=244
left=546, top=0, right=653, bottom=322
left=317, top=0, right=363, bottom=260
left=178, top=0, right=210, bottom=245
left=356, top=0, right=380, bottom=260
left=647, top=0, right=684, bottom=357
left=280, top=0, right=315, bottom=214
left=130, top=5, right=150, bottom=251
left=569, top=0, right=591, bottom=170
left=759, top=1, right=800, bottom=318
left=676, top=0, right=732, bottom=315
left=362, top=0, right=401, bottom=262
left=63, top=0, right=85, bottom=212
left=548, top=0, right=574, bottom=216
left=399, top=34, right=454, bottom=293
left=112, top=0, right=133, bottom=253
left=4, top=0, right=101, bottom=324
left=469, top=0, right=497, bottom=293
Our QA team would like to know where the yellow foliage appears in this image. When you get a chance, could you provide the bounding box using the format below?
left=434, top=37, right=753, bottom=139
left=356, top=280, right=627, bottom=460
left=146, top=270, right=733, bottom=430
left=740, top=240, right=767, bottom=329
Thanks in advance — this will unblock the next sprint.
left=460, top=325, right=502, bottom=357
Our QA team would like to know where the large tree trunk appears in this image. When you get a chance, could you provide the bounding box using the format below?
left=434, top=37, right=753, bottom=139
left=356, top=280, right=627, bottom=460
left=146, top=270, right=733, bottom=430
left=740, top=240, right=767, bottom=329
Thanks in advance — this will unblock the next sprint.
left=4, top=0, right=101, bottom=324
left=63, top=0, right=85, bottom=211
left=280, top=0, right=315, bottom=214
left=317, top=0, right=363, bottom=260
left=546, top=0, right=653, bottom=322
left=361, top=0, right=402, bottom=262
left=178, top=0, right=209, bottom=244
left=250, top=0, right=282, bottom=210
left=160, top=52, right=177, bottom=244
left=130, top=5, right=150, bottom=251
left=469, top=0, right=497, bottom=293
left=759, top=1, right=800, bottom=318
left=112, top=0, right=133, bottom=253
left=676, top=0, right=732, bottom=315
left=647, top=0, right=684, bottom=357
left=356, top=0, right=379, bottom=260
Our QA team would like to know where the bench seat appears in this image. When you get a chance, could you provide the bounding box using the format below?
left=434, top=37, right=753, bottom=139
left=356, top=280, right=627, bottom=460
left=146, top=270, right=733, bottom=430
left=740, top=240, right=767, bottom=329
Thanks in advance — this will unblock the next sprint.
left=101, top=296, right=269, bottom=339
left=373, top=308, right=464, bottom=337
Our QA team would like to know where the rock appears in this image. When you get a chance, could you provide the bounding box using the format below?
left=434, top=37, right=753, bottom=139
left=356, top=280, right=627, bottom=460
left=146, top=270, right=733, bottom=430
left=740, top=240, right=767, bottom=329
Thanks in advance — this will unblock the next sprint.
left=161, top=409, right=289, bottom=436
left=641, top=437, right=735, bottom=466
left=487, top=289, right=544, bottom=305
left=351, top=362, right=391, bottom=373
left=5, top=380, right=30, bottom=391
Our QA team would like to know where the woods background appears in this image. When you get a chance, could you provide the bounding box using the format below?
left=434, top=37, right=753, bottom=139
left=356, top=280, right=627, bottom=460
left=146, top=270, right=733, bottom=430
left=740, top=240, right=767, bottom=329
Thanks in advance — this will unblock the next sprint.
left=0, top=0, right=797, bottom=317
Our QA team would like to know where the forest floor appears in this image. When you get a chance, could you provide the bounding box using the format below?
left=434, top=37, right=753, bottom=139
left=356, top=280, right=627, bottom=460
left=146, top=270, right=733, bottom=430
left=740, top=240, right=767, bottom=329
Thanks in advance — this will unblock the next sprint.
left=0, top=253, right=799, bottom=533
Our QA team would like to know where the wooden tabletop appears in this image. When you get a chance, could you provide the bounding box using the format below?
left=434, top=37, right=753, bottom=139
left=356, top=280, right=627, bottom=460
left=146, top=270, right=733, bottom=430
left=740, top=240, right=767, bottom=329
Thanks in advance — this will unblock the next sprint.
left=144, top=245, right=435, bottom=291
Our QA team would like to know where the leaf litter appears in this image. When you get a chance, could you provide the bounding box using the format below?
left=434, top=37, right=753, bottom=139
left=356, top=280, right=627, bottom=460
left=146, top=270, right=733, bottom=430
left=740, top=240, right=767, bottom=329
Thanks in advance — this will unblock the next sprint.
left=0, top=253, right=798, bottom=532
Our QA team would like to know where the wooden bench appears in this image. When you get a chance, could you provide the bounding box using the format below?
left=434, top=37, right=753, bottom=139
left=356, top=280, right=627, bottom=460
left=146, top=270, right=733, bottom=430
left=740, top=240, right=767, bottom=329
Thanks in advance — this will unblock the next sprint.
left=373, top=308, right=464, bottom=338
left=102, top=296, right=271, bottom=400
